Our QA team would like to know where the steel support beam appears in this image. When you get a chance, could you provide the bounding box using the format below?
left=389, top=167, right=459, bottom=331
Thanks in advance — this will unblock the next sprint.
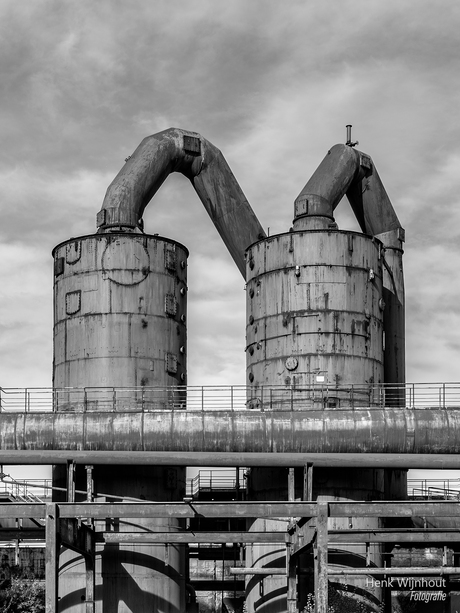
left=329, top=567, right=460, bottom=576
left=288, top=467, right=295, bottom=503
left=328, top=502, right=460, bottom=517
left=45, top=503, right=59, bottom=613
left=287, top=542, right=297, bottom=613
left=303, top=463, right=313, bottom=501
left=0, top=504, right=45, bottom=518
left=85, top=535, right=95, bottom=613
left=1, top=500, right=460, bottom=520
left=99, top=531, right=287, bottom=544
left=3, top=450, right=460, bottom=469
left=59, top=518, right=94, bottom=556
left=315, top=502, right=328, bottom=613
left=57, top=501, right=319, bottom=519
left=330, top=530, right=460, bottom=544
left=85, top=465, right=94, bottom=502
left=67, top=460, right=75, bottom=502
left=230, top=568, right=286, bottom=576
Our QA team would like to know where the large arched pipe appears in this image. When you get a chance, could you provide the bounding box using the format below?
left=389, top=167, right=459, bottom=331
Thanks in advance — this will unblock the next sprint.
left=293, top=144, right=363, bottom=229
left=293, top=143, right=402, bottom=238
left=97, top=127, right=266, bottom=278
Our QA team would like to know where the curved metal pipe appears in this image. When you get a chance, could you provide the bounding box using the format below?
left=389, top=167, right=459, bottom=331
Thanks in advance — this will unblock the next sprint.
left=293, top=143, right=403, bottom=238
left=293, top=144, right=362, bottom=229
left=293, top=143, right=406, bottom=392
left=1, top=408, right=460, bottom=455
left=347, top=164, right=402, bottom=237
left=97, top=127, right=266, bottom=278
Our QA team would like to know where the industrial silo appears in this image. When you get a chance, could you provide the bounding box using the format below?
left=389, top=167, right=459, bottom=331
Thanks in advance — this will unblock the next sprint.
left=246, top=229, right=385, bottom=407
left=52, top=231, right=188, bottom=612
left=244, top=145, right=406, bottom=612
left=50, top=127, right=267, bottom=612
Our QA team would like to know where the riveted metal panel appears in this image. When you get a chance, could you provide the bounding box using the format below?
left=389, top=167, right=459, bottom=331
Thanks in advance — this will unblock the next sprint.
left=183, top=134, right=201, bottom=155
left=65, top=290, right=81, bottom=316
left=164, top=293, right=178, bottom=316
left=164, top=246, right=177, bottom=272
left=165, top=353, right=178, bottom=374
left=65, top=240, right=81, bottom=264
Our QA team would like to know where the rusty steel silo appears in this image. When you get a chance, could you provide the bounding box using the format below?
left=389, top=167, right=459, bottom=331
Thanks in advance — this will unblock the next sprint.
left=50, top=127, right=267, bottom=613
left=244, top=144, right=406, bottom=612
left=246, top=229, right=385, bottom=407
left=52, top=231, right=188, bottom=612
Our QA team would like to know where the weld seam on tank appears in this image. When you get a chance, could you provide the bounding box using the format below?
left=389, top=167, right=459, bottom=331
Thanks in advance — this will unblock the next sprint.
left=252, top=308, right=382, bottom=317
left=245, top=227, right=380, bottom=249
left=245, top=266, right=383, bottom=281
left=253, top=334, right=383, bottom=346
left=251, top=351, right=383, bottom=360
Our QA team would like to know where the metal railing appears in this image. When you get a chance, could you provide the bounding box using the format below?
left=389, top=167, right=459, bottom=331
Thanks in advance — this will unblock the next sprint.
left=408, top=479, right=460, bottom=500
left=187, top=469, right=246, bottom=497
left=0, top=477, right=51, bottom=503
left=0, top=475, right=459, bottom=504
left=1, top=383, right=460, bottom=413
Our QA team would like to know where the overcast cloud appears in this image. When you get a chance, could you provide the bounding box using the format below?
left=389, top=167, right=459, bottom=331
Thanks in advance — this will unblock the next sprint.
left=1, top=0, right=460, bottom=395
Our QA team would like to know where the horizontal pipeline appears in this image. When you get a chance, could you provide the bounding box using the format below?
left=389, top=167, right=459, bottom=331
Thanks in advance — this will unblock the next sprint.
left=0, top=408, right=459, bottom=455
left=2, top=451, right=460, bottom=468
left=328, top=567, right=460, bottom=576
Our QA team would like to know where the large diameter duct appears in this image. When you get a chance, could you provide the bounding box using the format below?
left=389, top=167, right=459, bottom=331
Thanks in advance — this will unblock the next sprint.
left=346, top=154, right=406, bottom=400
left=52, top=232, right=188, bottom=612
left=292, top=144, right=363, bottom=231
left=97, top=127, right=266, bottom=278
left=2, top=406, right=460, bottom=454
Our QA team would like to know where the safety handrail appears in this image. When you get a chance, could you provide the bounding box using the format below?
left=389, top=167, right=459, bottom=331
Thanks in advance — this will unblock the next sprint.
left=1, top=383, right=460, bottom=413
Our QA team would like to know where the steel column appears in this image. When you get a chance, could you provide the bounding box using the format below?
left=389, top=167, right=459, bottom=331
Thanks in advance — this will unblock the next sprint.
left=85, top=548, right=95, bottom=613
left=287, top=542, right=297, bottom=613
left=315, top=502, right=328, bottom=613
left=45, top=503, right=59, bottom=613
left=303, top=463, right=313, bottom=500
left=288, top=467, right=295, bottom=502
left=85, top=465, right=94, bottom=502
left=67, top=460, right=75, bottom=502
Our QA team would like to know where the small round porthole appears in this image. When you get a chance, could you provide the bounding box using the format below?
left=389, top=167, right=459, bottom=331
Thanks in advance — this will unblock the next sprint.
left=285, top=356, right=298, bottom=371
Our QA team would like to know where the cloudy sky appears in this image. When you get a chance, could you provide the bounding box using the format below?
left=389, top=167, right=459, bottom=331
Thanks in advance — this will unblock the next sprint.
left=1, top=0, right=460, bottom=400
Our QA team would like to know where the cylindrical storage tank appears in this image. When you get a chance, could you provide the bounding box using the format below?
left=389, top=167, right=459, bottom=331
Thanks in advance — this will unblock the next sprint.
left=52, top=232, right=188, bottom=613
left=245, top=230, right=387, bottom=613
left=245, top=230, right=384, bottom=409
left=53, top=232, right=188, bottom=408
